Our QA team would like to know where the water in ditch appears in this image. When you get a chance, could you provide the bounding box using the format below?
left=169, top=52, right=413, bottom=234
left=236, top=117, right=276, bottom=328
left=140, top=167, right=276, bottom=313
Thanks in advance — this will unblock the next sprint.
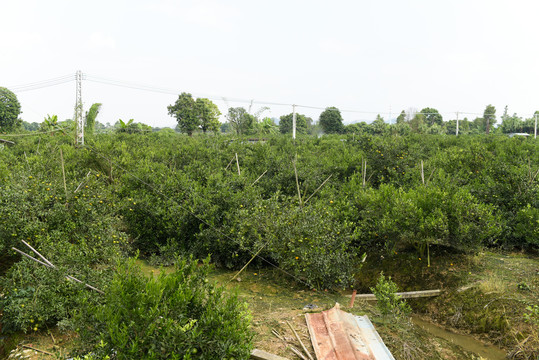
left=412, top=316, right=507, bottom=360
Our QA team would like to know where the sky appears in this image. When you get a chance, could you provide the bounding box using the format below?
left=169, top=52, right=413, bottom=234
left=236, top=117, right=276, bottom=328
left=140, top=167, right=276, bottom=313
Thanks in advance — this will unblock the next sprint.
left=2, top=0, right=539, bottom=128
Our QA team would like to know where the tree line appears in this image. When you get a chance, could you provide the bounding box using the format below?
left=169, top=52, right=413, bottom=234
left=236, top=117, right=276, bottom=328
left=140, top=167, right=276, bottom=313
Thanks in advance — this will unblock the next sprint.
left=1, top=86, right=537, bottom=137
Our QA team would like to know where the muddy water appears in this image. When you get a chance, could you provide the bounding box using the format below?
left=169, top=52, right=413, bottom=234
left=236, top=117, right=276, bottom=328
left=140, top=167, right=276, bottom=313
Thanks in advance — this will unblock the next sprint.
left=412, top=316, right=507, bottom=360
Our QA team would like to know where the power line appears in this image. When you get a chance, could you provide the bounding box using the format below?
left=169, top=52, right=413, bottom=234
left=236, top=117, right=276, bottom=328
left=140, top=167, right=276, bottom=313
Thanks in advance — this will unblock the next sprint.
left=8, top=75, right=75, bottom=93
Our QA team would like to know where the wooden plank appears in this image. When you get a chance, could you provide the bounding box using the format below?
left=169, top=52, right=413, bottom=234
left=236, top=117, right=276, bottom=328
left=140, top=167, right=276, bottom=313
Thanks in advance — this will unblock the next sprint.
left=347, top=289, right=441, bottom=300
left=251, top=349, right=289, bottom=360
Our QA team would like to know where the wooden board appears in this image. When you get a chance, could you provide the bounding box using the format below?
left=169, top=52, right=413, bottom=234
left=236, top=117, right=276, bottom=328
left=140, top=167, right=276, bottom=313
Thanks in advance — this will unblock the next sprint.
left=346, top=289, right=441, bottom=301
left=251, top=349, right=290, bottom=360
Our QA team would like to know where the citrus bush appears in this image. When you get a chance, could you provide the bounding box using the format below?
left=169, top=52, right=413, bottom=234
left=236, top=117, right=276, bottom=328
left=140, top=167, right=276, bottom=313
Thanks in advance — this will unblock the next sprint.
left=73, top=257, right=253, bottom=360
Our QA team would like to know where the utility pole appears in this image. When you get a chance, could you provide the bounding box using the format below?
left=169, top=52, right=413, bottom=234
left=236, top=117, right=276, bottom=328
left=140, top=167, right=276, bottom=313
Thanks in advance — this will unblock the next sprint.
left=74, top=70, right=84, bottom=145
left=292, top=104, right=297, bottom=140
left=456, top=111, right=459, bottom=136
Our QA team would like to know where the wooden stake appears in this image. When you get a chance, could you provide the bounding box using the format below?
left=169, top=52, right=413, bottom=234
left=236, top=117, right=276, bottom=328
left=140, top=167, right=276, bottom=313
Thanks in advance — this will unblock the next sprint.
left=304, top=174, right=333, bottom=204
left=230, top=243, right=267, bottom=282
left=225, top=156, right=235, bottom=171
left=363, top=159, right=367, bottom=187
left=251, top=170, right=268, bottom=186
left=21, top=345, right=54, bottom=356
left=235, top=153, right=241, bottom=175
left=286, top=320, right=314, bottom=360
left=421, top=160, right=425, bottom=185
left=293, top=154, right=303, bottom=207
left=427, top=242, right=430, bottom=267
left=349, top=290, right=357, bottom=308
left=60, top=148, right=68, bottom=199
left=74, top=171, right=91, bottom=193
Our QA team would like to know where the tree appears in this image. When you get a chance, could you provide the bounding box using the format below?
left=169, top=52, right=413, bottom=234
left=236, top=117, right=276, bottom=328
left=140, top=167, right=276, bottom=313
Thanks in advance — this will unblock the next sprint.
left=226, top=107, right=256, bottom=135
left=0, top=87, right=21, bottom=131
left=419, top=107, right=443, bottom=126
left=85, top=103, right=102, bottom=136
left=195, top=98, right=221, bottom=134
left=319, top=107, right=344, bottom=134
left=483, top=104, right=496, bottom=134
left=168, top=93, right=199, bottom=136
left=396, top=110, right=406, bottom=124
left=279, top=113, right=311, bottom=134
left=409, top=113, right=425, bottom=133
left=371, top=114, right=388, bottom=135
left=257, top=117, right=278, bottom=134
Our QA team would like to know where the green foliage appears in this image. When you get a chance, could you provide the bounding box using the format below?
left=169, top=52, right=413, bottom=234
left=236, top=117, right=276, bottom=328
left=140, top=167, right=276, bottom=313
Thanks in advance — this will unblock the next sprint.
left=319, top=107, right=344, bottom=134
left=85, top=103, right=102, bottom=136
left=279, top=113, right=310, bottom=134
left=195, top=98, right=221, bottom=134
left=371, top=272, right=411, bottom=318
left=419, top=107, right=443, bottom=126
left=167, top=94, right=221, bottom=136
left=483, top=104, right=496, bottom=134
left=226, top=107, right=256, bottom=135
left=0, top=87, right=21, bottom=131
left=115, top=119, right=152, bottom=133
left=221, top=196, right=360, bottom=289
left=74, top=257, right=253, bottom=360
left=168, top=93, right=199, bottom=136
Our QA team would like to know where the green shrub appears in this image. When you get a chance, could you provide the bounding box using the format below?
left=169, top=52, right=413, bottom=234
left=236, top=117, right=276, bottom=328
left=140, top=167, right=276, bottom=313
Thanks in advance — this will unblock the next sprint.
left=73, top=256, right=253, bottom=360
left=371, top=272, right=411, bottom=319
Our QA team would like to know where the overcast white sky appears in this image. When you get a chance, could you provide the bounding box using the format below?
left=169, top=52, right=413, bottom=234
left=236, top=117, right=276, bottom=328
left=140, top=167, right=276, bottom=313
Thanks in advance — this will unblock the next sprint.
left=2, top=0, right=539, bottom=128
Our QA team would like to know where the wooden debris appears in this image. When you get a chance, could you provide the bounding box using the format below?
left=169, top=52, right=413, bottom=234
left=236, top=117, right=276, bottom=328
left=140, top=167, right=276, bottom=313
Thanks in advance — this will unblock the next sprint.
left=22, top=345, right=54, bottom=356
left=286, top=320, right=314, bottom=360
left=251, top=349, right=290, bottom=360
left=346, top=289, right=441, bottom=300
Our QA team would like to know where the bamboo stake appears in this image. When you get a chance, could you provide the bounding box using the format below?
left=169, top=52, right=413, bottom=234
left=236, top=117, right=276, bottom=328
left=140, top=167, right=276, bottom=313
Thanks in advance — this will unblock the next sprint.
left=12, top=247, right=53, bottom=268
left=304, top=174, right=333, bottom=204
left=60, top=148, right=68, bottom=199
left=286, top=321, right=314, bottom=360
left=421, top=160, right=425, bottom=185
left=363, top=159, right=367, bottom=187
left=36, top=138, right=41, bottom=154
left=13, top=242, right=104, bottom=294
left=225, top=156, right=235, bottom=171
left=21, top=240, right=55, bottom=268
left=230, top=243, right=268, bottom=282
left=74, top=171, right=91, bottom=193
left=235, top=153, right=241, bottom=175
left=251, top=170, right=268, bottom=186
left=427, top=242, right=431, bottom=267
left=293, top=155, right=303, bottom=207
left=21, top=345, right=54, bottom=356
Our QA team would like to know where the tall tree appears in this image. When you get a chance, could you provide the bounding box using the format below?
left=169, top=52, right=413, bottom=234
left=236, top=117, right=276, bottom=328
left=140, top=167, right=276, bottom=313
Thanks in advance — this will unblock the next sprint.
left=371, top=114, right=388, bottom=135
left=195, top=98, right=221, bottom=134
left=319, top=107, right=344, bottom=134
left=168, top=93, right=198, bottom=136
left=226, top=107, right=256, bottom=135
left=85, top=103, right=102, bottom=136
left=396, top=110, right=406, bottom=124
left=419, top=107, right=443, bottom=126
left=0, top=87, right=21, bottom=131
left=279, top=113, right=311, bottom=134
left=483, top=104, right=496, bottom=134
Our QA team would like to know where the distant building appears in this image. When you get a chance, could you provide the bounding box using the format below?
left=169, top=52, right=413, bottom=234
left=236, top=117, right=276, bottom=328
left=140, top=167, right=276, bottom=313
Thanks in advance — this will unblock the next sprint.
left=508, top=133, right=530, bottom=138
